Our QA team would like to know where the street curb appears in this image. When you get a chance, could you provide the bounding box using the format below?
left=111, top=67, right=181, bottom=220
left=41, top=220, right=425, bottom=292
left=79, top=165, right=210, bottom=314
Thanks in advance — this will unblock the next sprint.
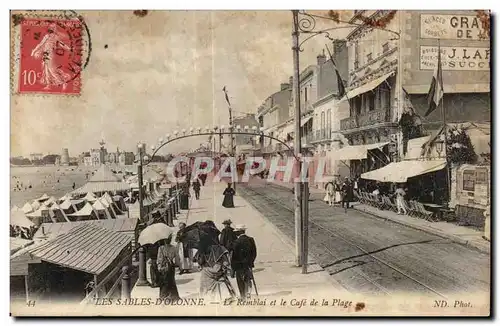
left=353, top=205, right=490, bottom=255
left=238, top=186, right=349, bottom=293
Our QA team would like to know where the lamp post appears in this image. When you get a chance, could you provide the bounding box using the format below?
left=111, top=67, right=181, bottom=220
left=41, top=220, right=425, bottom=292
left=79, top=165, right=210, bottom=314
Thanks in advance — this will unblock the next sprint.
left=290, top=10, right=402, bottom=274
left=136, top=143, right=150, bottom=287
left=292, top=10, right=304, bottom=269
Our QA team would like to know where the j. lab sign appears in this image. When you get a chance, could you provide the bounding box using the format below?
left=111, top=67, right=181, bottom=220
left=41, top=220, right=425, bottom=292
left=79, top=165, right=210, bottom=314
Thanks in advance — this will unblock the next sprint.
left=420, top=46, right=490, bottom=71
left=420, top=14, right=485, bottom=40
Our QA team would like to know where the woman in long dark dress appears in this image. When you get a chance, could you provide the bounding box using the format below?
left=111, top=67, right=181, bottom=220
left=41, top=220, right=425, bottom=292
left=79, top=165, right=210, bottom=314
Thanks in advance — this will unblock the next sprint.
left=222, top=183, right=235, bottom=208
left=148, top=243, right=160, bottom=288
left=156, top=235, right=180, bottom=299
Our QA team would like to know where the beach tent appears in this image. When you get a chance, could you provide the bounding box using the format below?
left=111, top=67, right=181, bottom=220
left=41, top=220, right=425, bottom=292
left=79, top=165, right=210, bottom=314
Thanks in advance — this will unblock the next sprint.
left=21, top=202, right=34, bottom=214
left=12, top=205, right=20, bottom=211
left=113, top=195, right=127, bottom=211
left=25, top=204, right=51, bottom=225
left=84, top=192, right=98, bottom=202
left=70, top=199, right=86, bottom=211
left=44, top=196, right=57, bottom=207
left=49, top=203, right=70, bottom=222
left=92, top=199, right=112, bottom=219
left=10, top=209, right=35, bottom=229
left=30, top=200, right=41, bottom=210
left=67, top=202, right=98, bottom=221
left=72, top=165, right=131, bottom=195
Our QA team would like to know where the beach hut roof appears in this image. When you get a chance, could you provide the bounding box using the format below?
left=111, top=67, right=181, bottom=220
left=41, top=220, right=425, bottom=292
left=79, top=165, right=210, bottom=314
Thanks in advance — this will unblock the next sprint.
left=67, top=202, right=95, bottom=217
left=84, top=192, right=97, bottom=201
left=30, top=200, right=40, bottom=210
left=89, top=165, right=121, bottom=183
left=33, top=219, right=139, bottom=240
left=37, top=193, right=50, bottom=202
left=59, top=194, right=70, bottom=201
left=27, top=224, right=132, bottom=275
left=26, top=205, right=48, bottom=218
left=21, top=202, right=34, bottom=214
left=100, top=194, right=112, bottom=205
left=12, top=205, right=20, bottom=211
left=92, top=199, right=108, bottom=211
left=59, top=199, right=73, bottom=210
left=10, top=210, right=35, bottom=228
left=44, top=196, right=57, bottom=206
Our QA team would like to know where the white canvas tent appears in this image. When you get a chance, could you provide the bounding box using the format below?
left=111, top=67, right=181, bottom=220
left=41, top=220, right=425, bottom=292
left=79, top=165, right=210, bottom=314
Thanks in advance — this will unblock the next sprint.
left=10, top=210, right=35, bottom=228
left=67, top=202, right=98, bottom=221
left=21, top=202, right=34, bottom=214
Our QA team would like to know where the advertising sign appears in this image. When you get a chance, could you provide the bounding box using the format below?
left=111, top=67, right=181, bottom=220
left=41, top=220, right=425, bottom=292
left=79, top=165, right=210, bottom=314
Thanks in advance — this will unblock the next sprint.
left=420, top=14, right=486, bottom=40
left=420, top=46, right=490, bottom=71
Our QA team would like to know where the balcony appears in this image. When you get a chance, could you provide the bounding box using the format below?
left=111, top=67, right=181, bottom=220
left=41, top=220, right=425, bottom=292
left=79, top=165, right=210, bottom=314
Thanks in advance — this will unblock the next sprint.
left=311, top=129, right=332, bottom=143
left=340, top=108, right=389, bottom=131
left=301, top=134, right=314, bottom=145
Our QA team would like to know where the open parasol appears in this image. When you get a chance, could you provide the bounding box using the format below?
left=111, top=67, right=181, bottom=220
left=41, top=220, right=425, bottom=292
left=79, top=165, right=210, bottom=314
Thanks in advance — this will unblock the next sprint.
left=138, top=223, right=173, bottom=246
left=181, top=221, right=221, bottom=249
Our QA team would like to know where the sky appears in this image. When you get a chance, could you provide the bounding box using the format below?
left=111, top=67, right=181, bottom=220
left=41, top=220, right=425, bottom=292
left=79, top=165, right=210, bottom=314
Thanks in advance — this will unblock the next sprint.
left=11, top=10, right=352, bottom=157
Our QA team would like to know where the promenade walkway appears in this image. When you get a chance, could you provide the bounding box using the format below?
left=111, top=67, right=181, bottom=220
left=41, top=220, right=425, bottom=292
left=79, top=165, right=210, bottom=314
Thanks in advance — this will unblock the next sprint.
left=131, top=179, right=347, bottom=314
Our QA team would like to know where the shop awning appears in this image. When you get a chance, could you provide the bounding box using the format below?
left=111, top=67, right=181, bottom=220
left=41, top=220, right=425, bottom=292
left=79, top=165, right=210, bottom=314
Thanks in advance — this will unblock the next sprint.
left=361, top=159, right=446, bottom=183
left=341, top=71, right=395, bottom=101
left=281, top=124, right=294, bottom=135
left=332, top=142, right=389, bottom=160
left=300, top=116, right=313, bottom=127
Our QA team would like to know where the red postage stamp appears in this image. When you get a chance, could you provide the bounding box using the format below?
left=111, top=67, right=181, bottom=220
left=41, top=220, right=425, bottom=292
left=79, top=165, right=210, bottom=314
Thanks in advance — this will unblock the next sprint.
left=17, top=18, right=84, bottom=95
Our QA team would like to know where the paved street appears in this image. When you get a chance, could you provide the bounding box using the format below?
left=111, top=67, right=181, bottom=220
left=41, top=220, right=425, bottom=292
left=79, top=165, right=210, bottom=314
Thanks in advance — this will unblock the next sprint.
left=238, top=181, right=490, bottom=298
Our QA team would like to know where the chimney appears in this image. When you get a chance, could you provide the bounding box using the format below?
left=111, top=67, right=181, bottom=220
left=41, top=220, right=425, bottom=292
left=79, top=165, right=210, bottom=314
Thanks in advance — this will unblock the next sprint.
left=317, top=51, right=326, bottom=65
left=280, top=83, right=290, bottom=91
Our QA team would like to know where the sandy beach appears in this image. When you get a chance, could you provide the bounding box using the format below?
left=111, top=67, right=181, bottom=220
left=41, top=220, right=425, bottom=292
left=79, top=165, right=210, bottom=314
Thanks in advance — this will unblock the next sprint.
left=10, top=166, right=97, bottom=207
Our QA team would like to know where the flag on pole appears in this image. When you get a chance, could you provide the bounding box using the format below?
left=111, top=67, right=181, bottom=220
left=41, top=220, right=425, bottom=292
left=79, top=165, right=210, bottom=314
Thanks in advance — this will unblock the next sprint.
left=425, top=43, right=444, bottom=116
left=325, top=45, right=346, bottom=98
left=222, top=86, right=231, bottom=107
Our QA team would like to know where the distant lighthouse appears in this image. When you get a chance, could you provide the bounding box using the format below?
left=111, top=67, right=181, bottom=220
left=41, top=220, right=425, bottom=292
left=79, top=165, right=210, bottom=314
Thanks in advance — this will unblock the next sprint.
left=61, top=148, right=70, bottom=166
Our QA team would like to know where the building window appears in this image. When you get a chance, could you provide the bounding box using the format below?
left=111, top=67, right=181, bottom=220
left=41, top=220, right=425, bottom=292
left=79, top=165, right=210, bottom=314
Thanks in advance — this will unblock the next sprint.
left=367, top=52, right=373, bottom=62
left=382, top=42, right=389, bottom=53
left=327, top=109, right=332, bottom=138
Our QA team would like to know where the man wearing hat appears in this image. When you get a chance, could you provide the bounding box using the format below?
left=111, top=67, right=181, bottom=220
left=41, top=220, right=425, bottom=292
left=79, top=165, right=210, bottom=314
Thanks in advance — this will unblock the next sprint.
left=341, top=177, right=352, bottom=211
left=219, top=219, right=237, bottom=255
left=231, top=225, right=257, bottom=299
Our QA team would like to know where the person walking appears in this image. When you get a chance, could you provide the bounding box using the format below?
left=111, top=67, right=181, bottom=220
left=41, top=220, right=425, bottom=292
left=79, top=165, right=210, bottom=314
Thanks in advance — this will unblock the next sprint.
left=219, top=219, right=237, bottom=258
left=231, top=225, right=257, bottom=299
left=196, top=234, right=234, bottom=299
left=192, top=178, right=201, bottom=200
left=148, top=243, right=160, bottom=288
left=156, top=234, right=180, bottom=299
left=394, top=184, right=408, bottom=215
left=222, top=183, right=235, bottom=208
left=324, top=179, right=335, bottom=207
left=341, top=177, right=351, bottom=211
left=176, top=222, right=193, bottom=275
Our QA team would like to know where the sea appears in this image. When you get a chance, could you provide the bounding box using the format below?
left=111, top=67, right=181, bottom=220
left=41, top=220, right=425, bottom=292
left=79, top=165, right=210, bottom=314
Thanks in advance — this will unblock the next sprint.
left=10, top=165, right=97, bottom=208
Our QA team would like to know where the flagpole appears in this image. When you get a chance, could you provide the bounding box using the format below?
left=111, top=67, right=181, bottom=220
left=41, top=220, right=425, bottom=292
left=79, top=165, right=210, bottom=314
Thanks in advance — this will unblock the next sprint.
left=438, top=39, right=450, bottom=205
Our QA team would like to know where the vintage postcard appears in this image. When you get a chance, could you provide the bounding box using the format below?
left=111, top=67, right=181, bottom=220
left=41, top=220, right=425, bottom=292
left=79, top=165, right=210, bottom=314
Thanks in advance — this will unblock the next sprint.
left=9, top=9, right=491, bottom=317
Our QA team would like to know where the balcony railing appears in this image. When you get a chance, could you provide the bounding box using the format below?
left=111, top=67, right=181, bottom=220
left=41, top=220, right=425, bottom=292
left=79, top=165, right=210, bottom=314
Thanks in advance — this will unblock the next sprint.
left=340, top=108, right=389, bottom=131
left=311, top=129, right=332, bottom=142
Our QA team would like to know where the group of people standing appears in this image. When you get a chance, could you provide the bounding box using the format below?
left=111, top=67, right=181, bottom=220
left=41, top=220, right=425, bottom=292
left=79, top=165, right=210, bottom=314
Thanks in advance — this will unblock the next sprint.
left=149, top=218, right=257, bottom=301
left=324, top=177, right=357, bottom=210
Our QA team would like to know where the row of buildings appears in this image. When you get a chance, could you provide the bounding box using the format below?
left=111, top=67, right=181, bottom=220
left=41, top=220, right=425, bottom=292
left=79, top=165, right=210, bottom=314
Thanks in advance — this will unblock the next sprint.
left=78, top=140, right=136, bottom=166
left=254, top=10, right=490, bottom=223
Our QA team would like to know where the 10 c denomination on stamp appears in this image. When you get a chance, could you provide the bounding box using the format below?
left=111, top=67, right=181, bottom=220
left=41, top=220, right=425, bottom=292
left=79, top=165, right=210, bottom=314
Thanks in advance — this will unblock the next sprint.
left=15, top=17, right=86, bottom=95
